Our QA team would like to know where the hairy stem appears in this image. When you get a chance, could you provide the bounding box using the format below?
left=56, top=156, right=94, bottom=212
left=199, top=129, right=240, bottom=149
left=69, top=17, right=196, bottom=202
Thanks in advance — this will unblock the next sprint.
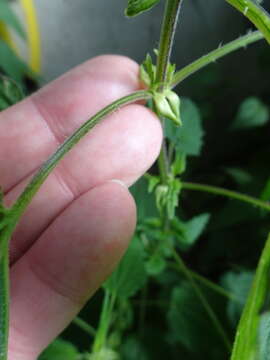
left=225, top=0, right=270, bottom=44
left=155, top=0, right=183, bottom=89
left=11, top=90, right=150, bottom=223
left=172, top=31, right=264, bottom=86
left=182, top=182, right=270, bottom=212
left=155, top=0, right=183, bottom=186
left=0, top=90, right=150, bottom=360
left=157, top=136, right=170, bottom=184
left=0, top=240, right=9, bottom=360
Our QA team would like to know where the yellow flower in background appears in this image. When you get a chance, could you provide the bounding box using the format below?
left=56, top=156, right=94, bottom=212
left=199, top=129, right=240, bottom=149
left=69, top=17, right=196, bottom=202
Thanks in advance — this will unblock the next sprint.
left=0, top=0, right=41, bottom=74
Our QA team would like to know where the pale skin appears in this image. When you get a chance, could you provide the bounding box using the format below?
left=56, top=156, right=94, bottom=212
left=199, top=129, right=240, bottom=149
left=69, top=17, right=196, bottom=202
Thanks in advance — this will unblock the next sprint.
left=0, top=55, right=162, bottom=359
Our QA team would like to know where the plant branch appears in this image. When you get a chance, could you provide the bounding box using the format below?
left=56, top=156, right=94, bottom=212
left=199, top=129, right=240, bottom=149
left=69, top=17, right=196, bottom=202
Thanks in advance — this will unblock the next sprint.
left=155, top=0, right=183, bottom=188
left=92, top=290, right=116, bottom=353
left=11, top=90, right=150, bottom=223
left=171, top=247, right=232, bottom=351
left=181, top=182, right=270, bottom=212
left=172, top=31, right=264, bottom=86
left=157, top=140, right=170, bottom=184
left=0, top=240, right=9, bottom=360
left=0, top=90, right=150, bottom=360
left=231, top=232, right=270, bottom=360
left=168, top=262, right=242, bottom=304
left=225, top=0, right=270, bottom=44
left=73, top=317, right=96, bottom=337
left=155, top=0, right=183, bottom=90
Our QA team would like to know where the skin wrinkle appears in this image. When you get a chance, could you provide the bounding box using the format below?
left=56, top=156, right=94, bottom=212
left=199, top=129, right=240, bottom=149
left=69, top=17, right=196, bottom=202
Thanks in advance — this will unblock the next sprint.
left=30, top=96, right=63, bottom=146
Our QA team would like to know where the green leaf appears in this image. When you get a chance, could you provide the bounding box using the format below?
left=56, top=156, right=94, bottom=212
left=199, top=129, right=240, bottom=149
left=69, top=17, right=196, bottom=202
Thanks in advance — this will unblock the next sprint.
left=167, top=283, right=222, bottom=356
left=231, top=97, right=269, bottom=130
left=89, top=348, right=119, bottom=360
left=0, top=0, right=25, bottom=39
left=38, top=339, right=80, bottom=360
left=172, top=213, right=210, bottom=251
left=166, top=177, right=181, bottom=219
left=259, top=312, right=270, bottom=360
left=146, top=252, right=166, bottom=275
left=139, top=53, right=156, bottom=88
left=184, top=213, right=210, bottom=246
left=171, top=153, right=186, bottom=176
left=104, top=237, right=147, bottom=299
left=224, top=167, right=253, bottom=185
left=145, top=173, right=160, bottom=193
left=221, top=270, right=254, bottom=326
left=231, top=233, right=270, bottom=360
left=0, top=40, right=30, bottom=83
left=0, top=75, right=24, bottom=110
left=120, top=337, right=148, bottom=360
left=130, top=177, right=158, bottom=220
left=165, top=98, right=204, bottom=156
left=125, top=0, right=161, bottom=17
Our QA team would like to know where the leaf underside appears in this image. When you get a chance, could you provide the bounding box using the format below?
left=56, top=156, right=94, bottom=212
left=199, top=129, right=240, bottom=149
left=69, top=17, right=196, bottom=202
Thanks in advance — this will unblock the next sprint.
left=125, top=0, right=161, bottom=17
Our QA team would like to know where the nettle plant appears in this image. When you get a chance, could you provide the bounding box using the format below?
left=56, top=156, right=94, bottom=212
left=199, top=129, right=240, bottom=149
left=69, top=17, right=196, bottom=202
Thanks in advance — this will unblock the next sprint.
left=1, top=0, right=270, bottom=359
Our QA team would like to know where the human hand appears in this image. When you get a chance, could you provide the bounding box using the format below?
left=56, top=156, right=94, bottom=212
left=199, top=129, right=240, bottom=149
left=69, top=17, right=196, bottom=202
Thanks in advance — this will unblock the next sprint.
left=1, top=56, right=162, bottom=359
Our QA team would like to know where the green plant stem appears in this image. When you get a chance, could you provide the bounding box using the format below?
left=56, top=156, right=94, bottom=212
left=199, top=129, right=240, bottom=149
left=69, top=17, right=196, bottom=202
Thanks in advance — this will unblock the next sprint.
left=172, top=31, right=264, bottom=86
left=231, top=232, right=270, bottom=360
left=155, top=0, right=183, bottom=191
left=153, top=2, right=231, bottom=346
left=168, top=262, right=242, bottom=304
left=181, top=181, right=270, bottom=212
left=155, top=0, right=183, bottom=89
left=157, top=140, right=170, bottom=184
left=171, top=247, right=232, bottom=351
left=155, top=0, right=183, bottom=187
left=225, top=0, right=270, bottom=44
left=0, top=239, right=9, bottom=360
left=73, top=317, right=96, bottom=337
left=92, top=290, right=116, bottom=353
left=11, top=90, right=150, bottom=223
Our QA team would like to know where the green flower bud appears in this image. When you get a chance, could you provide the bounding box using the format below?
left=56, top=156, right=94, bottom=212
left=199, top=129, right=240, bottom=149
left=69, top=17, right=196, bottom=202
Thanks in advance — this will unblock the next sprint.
left=153, top=93, right=177, bottom=123
left=165, top=90, right=182, bottom=126
left=153, top=91, right=181, bottom=126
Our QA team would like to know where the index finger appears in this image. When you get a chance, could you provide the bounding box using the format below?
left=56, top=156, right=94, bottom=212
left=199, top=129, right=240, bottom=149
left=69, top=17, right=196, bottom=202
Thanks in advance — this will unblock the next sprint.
left=0, top=55, right=139, bottom=193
